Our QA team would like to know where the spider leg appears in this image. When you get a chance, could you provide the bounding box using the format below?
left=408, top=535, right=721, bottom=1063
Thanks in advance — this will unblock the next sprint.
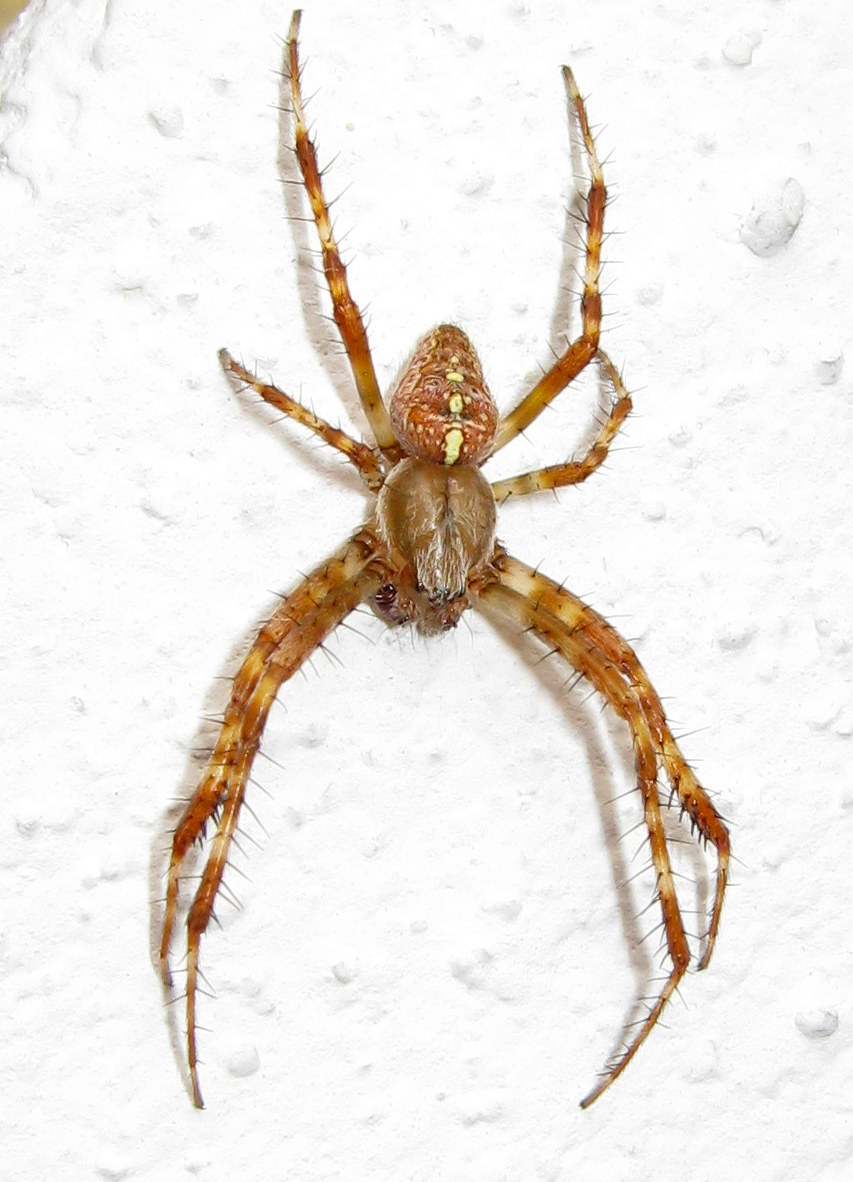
left=285, top=12, right=400, bottom=461
left=219, top=350, right=386, bottom=492
left=160, top=528, right=388, bottom=1107
left=491, top=350, right=632, bottom=502
left=492, top=65, right=606, bottom=456
left=498, top=555, right=730, bottom=966
left=476, top=552, right=729, bottom=1107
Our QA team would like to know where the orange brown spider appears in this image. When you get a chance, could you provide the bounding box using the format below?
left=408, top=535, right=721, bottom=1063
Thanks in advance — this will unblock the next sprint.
left=160, top=10, right=730, bottom=1110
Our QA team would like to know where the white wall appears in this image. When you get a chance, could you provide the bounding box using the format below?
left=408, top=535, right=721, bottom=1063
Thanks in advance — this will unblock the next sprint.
left=2, top=1, right=851, bottom=1178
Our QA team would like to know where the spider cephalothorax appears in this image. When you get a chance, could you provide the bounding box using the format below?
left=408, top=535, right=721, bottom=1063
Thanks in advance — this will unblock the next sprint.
left=161, top=10, right=730, bottom=1111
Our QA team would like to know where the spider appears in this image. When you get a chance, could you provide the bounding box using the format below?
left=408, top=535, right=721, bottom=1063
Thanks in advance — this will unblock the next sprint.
left=160, top=10, right=730, bottom=1110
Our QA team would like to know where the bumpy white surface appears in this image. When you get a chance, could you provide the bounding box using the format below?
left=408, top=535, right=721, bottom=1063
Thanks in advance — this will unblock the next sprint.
left=2, top=1, right=852, bottom=1178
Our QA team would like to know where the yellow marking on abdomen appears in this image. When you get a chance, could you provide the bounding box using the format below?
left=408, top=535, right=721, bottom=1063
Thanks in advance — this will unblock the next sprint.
left=444, top=427, right=464, bottom=464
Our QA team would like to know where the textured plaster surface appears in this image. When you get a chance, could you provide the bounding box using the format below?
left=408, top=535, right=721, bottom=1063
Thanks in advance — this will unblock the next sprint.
left=2, top=1, right=852, bottom=1178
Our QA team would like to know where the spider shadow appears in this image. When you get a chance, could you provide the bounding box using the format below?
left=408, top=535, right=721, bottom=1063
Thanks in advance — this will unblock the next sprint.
left=511, top=67, right=606, bottom=456
left=149, top=791, right=195, bottom=1103
left=479, top=596, right=692, bottom=1072
left=221, top=354, right=371, bottom=504
left=547, top=73, right=588, bottom=363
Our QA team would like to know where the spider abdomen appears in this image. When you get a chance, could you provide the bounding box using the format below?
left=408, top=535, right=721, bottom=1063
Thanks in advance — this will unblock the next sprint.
left=389, top=324, right=498, bottom=466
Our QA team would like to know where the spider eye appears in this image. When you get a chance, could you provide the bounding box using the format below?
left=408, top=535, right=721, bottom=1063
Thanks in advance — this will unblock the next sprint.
left=390, top=324, right=498, bottom=466
left=425, top=586, right=463, bottom=605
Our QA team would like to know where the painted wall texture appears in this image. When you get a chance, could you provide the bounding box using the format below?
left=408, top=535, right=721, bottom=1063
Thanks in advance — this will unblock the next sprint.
left=2, top=1, right=851, bottom=1178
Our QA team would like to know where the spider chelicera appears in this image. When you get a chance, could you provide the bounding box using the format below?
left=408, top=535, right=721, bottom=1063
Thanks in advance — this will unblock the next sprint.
left=160, top=9, right=730, bottom=1110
